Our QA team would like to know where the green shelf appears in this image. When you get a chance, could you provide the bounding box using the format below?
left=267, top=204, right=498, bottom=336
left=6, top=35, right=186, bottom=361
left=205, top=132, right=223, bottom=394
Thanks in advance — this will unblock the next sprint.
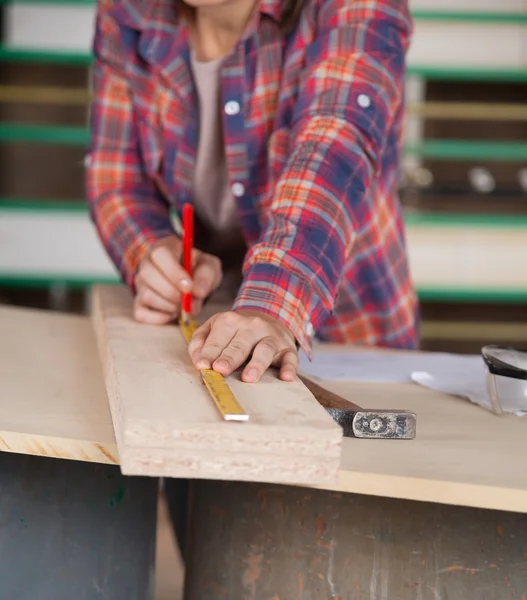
left=0, top=123, right=525, bottom=163
left=0, top=198, right=86, bottom=211
left=404, top=140, right=527, bottom=161
left=407, top=66, right=527, bottom=83
left=0, top=0, right=525, bottom=20
left=0, top=46, right=526, bottom=84
left=0, top=0, right=525, bottom=21
left=0, top=0, right=95, bottom=3
left=2, top=200, right=527, bottom=231
left=404, top=213, right=527, bottom=228
left=0, top=275, right=118, bottom=288
left=411, top=11, right=527, bottom=24
left=0, top=274, right=525, bottom=303
left=417, top=288, right=527, bottom=303
left=0, top=123, right=89, bottom=144
left=0, top=47, right=92, bottom=65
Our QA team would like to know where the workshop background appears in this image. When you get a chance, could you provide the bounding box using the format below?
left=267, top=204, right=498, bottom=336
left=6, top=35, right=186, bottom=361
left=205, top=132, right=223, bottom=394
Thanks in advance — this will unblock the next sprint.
left=0, top=2, right=525, bottom=598
left=0, top=1, right=525, bottom=350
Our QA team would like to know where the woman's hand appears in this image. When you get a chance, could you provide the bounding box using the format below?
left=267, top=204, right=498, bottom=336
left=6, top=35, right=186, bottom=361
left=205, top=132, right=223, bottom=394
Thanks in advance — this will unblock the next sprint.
left=133, top=236, right=222, bottom=324
left=188, top=310, right=298, bottom=383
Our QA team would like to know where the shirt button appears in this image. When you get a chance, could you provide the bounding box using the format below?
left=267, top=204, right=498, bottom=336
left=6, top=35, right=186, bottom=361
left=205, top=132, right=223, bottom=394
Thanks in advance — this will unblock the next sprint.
left=224, top=101, right=240, bottom=116
left=357, top=94, right=371, bottom=108
left=84, top=154, right=92, bottom=167
left=306, top=322, right=314, bottom=337
left=231, top=182, right=245, bottom=197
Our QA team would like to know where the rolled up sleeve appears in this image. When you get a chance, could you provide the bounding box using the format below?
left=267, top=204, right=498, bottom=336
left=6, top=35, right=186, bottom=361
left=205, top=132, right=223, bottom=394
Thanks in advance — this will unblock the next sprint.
left=85, top=9, right=175, bottom=289
left=233, top=0, right=412, bottom=356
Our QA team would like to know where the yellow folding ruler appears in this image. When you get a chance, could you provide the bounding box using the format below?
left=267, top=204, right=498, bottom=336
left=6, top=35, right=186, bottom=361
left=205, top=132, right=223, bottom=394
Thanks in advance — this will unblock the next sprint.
left=179, top=318, right=249, bottom=422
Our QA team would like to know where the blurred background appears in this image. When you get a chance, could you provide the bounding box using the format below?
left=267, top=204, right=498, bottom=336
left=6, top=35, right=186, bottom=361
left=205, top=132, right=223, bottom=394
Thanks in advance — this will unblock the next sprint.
left=0, top=0, right=525, bottom=353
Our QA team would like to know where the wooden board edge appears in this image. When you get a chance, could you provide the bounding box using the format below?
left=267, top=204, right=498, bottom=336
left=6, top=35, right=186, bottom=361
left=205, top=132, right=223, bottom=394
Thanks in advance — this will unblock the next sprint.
left=90, top=283, right=343, bottom=484
left=118, top=446, right=339, bottom=487
left=122, top=417, right=343, bottom=459
left=321, top=470, right=527, bottom=514
left=90, top=284, right=126, bottom=454
left=0, top=430, right=119, bottom=465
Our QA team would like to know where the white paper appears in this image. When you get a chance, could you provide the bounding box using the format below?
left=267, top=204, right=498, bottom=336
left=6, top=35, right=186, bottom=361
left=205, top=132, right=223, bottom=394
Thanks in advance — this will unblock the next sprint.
left=299, top=351, right=480, bottom=383
left=298, top=350, right=526, bottom=416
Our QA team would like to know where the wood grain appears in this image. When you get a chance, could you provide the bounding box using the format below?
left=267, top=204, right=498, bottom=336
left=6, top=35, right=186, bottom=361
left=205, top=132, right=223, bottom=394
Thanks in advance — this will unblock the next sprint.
left=91, top=285, right=343, bottom=485
left=0, top=304, right=118, bottom=464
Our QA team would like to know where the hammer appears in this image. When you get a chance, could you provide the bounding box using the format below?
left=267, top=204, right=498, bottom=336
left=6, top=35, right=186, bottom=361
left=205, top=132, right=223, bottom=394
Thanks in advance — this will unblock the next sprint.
left=299, top=374, right=416, bottom=440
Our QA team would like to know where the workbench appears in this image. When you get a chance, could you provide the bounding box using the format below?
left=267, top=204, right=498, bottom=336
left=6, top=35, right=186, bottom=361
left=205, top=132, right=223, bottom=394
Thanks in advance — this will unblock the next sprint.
left=2, top=303, right=527, bottom=599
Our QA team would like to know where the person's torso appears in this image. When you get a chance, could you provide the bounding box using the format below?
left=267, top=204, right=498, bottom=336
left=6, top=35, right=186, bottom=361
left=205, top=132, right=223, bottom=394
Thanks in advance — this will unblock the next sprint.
left=99, top=0, right=417, bottom=348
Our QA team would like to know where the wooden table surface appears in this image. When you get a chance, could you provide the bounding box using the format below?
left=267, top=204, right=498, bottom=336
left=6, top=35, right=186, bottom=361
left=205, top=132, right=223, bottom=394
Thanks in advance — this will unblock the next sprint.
left=309, top=345, right=527, bottom=513
left=0, top=304, right=117, bottom=464
left=1, top=304, right=526, bottom=513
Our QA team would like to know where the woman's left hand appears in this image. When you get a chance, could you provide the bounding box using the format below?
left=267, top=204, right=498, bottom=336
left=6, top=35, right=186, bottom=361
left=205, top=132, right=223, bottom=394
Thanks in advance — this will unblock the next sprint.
left=188, top=310, right=298, bottom=383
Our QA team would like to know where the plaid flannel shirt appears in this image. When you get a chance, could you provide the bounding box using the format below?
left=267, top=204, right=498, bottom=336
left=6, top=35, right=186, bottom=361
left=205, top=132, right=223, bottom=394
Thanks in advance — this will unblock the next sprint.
left=86, top=0, right=419, bottom=356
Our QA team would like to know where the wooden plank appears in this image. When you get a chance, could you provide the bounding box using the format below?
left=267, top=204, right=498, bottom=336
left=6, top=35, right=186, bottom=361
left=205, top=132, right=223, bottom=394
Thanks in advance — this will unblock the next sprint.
left=90, top=284, right=343, bottom=486
left=0, top=304, right=118, bottom=464
left=3, top=299, right=527, bottom=513
left=306, top=344, right=527, bottom=513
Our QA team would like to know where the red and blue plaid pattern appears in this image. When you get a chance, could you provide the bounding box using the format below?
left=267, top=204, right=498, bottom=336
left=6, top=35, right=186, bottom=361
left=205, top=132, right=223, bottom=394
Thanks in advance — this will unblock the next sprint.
left=86, top=0, right=418, bottom=355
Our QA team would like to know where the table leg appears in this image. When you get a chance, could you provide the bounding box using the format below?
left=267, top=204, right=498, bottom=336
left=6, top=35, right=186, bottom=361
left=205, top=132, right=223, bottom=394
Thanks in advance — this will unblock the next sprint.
left=184, top=481, right=527, bottom=600
left=0, top=452, right=159, bottom=599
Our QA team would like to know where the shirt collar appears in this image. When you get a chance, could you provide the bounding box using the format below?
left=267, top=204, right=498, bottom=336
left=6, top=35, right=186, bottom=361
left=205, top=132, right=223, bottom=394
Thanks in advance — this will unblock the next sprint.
left=109, top=0, right=176, bottom=31
left=258, top=0, right=281, bottom=22
left=110, top=0, right=282, bottom=30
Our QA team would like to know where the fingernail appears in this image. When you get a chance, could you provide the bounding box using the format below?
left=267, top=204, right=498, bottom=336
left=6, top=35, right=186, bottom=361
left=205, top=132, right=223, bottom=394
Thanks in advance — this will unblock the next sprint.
left=179, top=279, right=191, bottom=290
left=196, top=360, right=210, bottom=369
left=245, top=369, right=258, bottom=382
left=215, top=360, right=229, bottom=370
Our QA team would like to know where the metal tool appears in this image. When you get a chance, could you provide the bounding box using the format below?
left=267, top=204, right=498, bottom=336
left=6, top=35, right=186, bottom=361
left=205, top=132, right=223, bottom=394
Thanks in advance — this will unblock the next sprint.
left=299, top=374, right=416, bottom=440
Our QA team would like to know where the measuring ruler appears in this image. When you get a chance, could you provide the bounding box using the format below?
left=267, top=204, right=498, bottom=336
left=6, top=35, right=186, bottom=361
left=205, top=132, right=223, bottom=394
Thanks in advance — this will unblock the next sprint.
left=179, top=318, right=249, bottom=422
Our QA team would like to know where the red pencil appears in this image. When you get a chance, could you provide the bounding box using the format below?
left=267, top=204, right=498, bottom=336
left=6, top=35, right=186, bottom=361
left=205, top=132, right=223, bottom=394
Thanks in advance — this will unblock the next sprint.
left=181, top=203, right=193, bottom=325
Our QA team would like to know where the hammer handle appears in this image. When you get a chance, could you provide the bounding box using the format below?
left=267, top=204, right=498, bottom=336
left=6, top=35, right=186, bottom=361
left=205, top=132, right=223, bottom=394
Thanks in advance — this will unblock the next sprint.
left=298, top=375, right=361, bottom=411
left=299, top=374, right=417, bottom=440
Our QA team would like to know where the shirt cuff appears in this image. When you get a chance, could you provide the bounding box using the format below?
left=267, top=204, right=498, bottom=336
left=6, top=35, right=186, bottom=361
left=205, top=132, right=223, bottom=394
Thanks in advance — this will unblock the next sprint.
left=232, top=262, right=325, bottom=359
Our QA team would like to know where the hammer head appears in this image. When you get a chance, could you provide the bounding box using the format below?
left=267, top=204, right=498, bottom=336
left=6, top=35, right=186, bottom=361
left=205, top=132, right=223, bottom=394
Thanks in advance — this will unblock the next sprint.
left=326, top=407, right=416, bottom=440
left=299, top=374, right=417, bottom=440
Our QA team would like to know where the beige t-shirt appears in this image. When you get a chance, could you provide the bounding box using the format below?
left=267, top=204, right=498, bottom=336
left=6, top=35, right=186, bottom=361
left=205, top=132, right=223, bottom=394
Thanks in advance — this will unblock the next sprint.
left=190, top=52, right=244, bottom=251
left=190, top=52, right=246, bottom=299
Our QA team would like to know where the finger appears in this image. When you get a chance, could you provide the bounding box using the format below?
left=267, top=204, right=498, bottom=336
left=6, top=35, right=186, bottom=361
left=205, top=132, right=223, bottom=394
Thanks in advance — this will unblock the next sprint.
left=193, top=318, right=238, bottom=370
left=138, top=260, right=182, bottom=304
left=278, top=349, right=299, bottom=382
left=133, top=302, right=174, bottom=325
left=241, top=336, right=280, bottom=383
left=191, top=296, right=206, bottom=317
left=192, top=257, right=222, bottom=299
left=137, top=285, right=179, bottom=314
left=150, top=243, right=192, bottom=294
left=213, top=330, right=260, bottom=376
left=187, top=320, right=213, bottom=360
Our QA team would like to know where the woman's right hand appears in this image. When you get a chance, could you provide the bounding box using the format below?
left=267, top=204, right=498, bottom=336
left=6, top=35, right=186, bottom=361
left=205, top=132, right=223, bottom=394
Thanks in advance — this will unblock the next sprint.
left=133, top=236, right=222, bottom=325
